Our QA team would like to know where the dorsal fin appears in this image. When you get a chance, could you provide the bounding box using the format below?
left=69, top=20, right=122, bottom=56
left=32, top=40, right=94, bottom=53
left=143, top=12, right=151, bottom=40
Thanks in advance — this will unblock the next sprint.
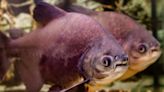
left=64, top=5, right=95, bottom=15
left=58, top=0, right=95, bottom=16
left=33, top=2, right=66, bottom=26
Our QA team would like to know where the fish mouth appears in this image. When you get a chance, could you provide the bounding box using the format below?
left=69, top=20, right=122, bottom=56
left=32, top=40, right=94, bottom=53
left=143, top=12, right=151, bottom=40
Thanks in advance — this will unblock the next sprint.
left=116, top=63, right=128, bottom=67
left=152, top=50, right=162, bottom=58
left=115, top=61, right=128, bottom=68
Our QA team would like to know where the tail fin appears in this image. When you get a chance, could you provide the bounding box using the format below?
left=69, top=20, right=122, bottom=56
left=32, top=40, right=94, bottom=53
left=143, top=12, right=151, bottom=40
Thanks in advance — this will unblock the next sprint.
left=7, top=28, right=25, bottom=39
left=0, top=31, right=9, bottom=46
left=0, top=31, right=10, bottom=81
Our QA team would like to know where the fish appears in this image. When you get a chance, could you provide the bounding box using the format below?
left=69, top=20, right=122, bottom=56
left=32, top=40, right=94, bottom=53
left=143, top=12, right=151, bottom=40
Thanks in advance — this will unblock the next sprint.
left=0, top=2, right=128, bottom=92
left=59, top=2, right=162, bottom=91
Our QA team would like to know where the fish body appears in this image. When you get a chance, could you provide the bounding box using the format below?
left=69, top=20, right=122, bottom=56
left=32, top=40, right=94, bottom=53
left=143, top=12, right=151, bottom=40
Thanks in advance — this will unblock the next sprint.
left=62, top=3, right=161, bottom=81
left=1, top=2, right=128, bottom=92
left=59, top=3, right=161, bottom=92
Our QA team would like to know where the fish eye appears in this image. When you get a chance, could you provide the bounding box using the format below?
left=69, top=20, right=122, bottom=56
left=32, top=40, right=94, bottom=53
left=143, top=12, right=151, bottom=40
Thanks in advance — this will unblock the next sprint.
left=101, top=56, right=113, bottom=67
left=138, top=43, right=147, bottom=54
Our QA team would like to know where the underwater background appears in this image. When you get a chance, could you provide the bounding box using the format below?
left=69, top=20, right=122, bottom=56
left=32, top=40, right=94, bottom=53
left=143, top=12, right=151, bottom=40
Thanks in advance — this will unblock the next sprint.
left=0, top=0, right=163, bottom=92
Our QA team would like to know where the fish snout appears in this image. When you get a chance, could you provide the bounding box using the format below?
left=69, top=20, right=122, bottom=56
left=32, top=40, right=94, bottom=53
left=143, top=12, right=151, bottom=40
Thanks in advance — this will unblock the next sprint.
left=122, top=55, right=129, bottom=63
left=150, top=42, right=161, bottom=52
left=114, top=54, right=129, bottom=67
